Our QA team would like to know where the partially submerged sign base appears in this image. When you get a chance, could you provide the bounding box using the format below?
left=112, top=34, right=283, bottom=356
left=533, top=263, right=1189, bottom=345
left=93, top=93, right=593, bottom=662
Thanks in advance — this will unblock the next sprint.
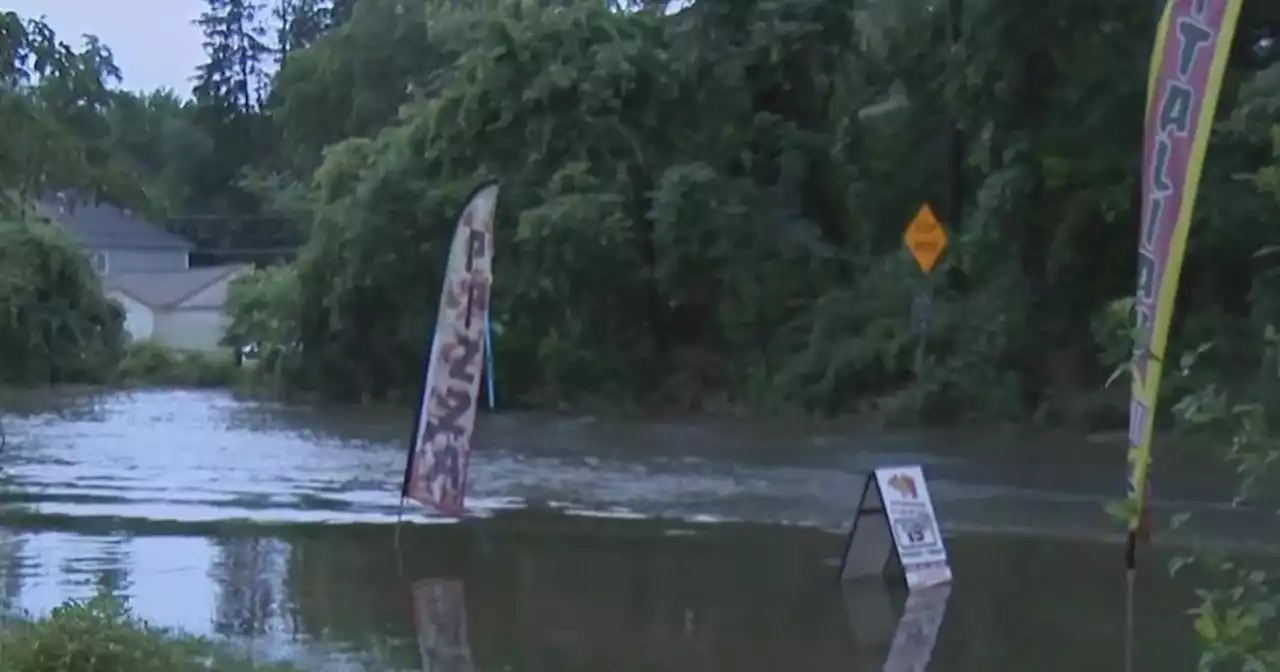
left=838, top=465, right=952, bottom=590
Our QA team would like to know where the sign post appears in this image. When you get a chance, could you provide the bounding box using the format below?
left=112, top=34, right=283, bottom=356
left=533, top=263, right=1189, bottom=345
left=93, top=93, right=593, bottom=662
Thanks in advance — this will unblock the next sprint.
left=903, top=204, right=948, bottom=373
left=837, top=465, right=952, bottom=590
left=910, top=290, right=934, bottom=372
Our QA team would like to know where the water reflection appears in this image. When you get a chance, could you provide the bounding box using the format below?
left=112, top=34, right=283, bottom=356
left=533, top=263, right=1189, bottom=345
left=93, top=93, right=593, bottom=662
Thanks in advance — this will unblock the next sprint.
left=843, top=581, right=951, bottom=672
left=0, top=526, right=22, bottom=614
left=412, top=578, right=474, bottom=672
left=213, top=536, right=289, bottom=638
left=888, top=585, right=950, bottom=671
left=0, top=513, right=1258, bottom=671
left=0, top=388, right=1278, bottom=670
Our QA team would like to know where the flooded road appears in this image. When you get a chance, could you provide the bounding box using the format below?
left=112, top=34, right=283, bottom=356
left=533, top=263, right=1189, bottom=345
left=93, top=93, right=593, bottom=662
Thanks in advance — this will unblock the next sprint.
left=0, top=388, right=1272, bottom=670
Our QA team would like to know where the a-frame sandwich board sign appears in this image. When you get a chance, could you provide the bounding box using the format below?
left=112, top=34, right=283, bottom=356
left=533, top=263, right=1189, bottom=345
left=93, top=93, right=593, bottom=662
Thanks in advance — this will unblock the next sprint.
left=837, top=465, right=952, bottom=590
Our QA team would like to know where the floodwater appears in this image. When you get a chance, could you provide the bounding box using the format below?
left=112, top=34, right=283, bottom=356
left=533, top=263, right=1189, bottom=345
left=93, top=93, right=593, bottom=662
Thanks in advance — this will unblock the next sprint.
left=0, top=388, right=1272, bottom=671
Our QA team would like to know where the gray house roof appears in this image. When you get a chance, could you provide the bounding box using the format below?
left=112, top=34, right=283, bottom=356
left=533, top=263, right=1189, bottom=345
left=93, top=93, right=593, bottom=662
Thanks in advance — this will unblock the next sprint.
left=105, top=265, right=246, bottom=309
left=35, top=195, right=192, bottom=251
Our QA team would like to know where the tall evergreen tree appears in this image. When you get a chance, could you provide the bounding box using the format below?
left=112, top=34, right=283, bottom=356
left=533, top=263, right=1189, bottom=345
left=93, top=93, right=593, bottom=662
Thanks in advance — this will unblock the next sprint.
left=193, top=0, right=271, bottom=113
left=190, top=0, right=274, bottom=217
left=272, top=0, right=331, bottom=65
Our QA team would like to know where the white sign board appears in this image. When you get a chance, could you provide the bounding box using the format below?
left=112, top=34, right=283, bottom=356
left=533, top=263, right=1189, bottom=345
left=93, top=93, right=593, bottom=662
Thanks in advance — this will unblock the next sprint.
left=837, top=465, right=951, bottom=590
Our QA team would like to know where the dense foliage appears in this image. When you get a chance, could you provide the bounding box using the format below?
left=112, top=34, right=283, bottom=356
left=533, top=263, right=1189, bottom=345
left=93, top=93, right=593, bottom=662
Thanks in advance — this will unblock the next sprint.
left=0, top=14, right=132, bottom=385
left=214, top=0, right=1280, bottom=422
left=0, top=1, right=1278, bottom=667
left=0, top=0, right=1277, bottom=416
left=1171, top=333, right=1280, bottom=670
left=0, top=218, right=124, bottom=384
left=1160, top=109, right=1280, bottom=668
left=0, top=592, right=296, bottom=672
left=115, top=340, right=240, bottom=388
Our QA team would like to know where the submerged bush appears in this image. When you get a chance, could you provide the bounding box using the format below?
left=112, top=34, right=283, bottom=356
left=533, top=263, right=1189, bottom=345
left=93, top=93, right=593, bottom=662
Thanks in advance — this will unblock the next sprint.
left=0, top=592, right=296, bottom=672
left=1171, top=332, right=1280, bottom=670
left=115, top=340, right=240, bottom=388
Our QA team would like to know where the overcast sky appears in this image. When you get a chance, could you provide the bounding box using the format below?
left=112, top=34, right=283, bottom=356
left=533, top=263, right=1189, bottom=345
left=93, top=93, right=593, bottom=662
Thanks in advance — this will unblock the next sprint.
left=2, top=0, right=205, bottom=94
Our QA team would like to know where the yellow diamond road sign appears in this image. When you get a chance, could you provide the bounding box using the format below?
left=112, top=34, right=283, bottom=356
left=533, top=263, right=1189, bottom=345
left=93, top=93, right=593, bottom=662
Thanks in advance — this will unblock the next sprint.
left=903, top=204, right=947, bottom=273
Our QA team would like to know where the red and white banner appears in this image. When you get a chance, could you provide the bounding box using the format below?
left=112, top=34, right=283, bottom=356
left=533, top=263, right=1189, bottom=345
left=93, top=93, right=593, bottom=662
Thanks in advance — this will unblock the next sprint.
left=402, top=181, right=498, bottom=514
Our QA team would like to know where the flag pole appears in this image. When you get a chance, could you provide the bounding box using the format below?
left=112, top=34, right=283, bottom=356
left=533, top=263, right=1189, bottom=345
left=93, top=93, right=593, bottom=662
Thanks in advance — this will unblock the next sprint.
left=484, top=311, right=496, bottom=410
left=1124, top=566, right=1135, bottom=672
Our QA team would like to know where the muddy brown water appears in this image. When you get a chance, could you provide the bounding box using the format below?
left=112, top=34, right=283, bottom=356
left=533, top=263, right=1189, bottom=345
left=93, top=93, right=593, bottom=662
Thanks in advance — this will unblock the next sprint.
left=0, top=388, right=1273, bottom=670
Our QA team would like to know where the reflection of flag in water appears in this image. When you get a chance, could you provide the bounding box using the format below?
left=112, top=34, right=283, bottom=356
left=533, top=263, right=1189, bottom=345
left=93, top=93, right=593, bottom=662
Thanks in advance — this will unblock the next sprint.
left=412, top=578, right=475, bottom=672
left=1125, top=0, right=1242, bottom=564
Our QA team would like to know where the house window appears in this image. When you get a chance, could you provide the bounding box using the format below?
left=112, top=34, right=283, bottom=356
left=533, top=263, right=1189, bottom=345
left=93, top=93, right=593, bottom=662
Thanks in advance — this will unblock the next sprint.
left=91, top=251, right=109, bottom=274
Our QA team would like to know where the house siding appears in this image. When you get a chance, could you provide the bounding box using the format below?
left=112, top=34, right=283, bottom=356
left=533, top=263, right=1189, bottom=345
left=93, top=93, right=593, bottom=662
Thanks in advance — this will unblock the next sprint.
left=152, top=271, right=245, bottom=352
left=180, top=268, right=246, bottom=309
left=153, top=308, right=232, bottom=353
left=95, top=248, right=189, bottom=274
left=107, top=291, right=155, bottom=342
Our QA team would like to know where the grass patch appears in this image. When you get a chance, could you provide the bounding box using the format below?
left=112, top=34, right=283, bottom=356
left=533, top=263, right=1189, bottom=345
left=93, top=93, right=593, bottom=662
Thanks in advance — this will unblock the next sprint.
left=115, top=340, right=241, bottom=388
left=0, top=592, right=296, bottom=671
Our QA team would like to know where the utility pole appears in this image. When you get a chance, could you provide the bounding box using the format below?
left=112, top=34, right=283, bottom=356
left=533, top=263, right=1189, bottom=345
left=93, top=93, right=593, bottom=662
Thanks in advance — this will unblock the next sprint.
left=946, top=0, right=964, bottom=237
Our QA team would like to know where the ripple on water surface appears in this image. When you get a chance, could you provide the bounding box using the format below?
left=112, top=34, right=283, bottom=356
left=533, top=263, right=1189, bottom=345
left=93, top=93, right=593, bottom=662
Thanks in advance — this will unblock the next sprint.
left=0, top=388, right=1275, bottom=547
left=0, top=386, right=1269, bottom=555
left=0, top=389, right=1275, bottom=671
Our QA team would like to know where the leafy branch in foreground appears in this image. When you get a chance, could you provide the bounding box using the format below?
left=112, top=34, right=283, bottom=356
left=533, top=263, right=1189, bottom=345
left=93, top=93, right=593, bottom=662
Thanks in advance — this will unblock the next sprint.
left=0, top=592, right=297, bottom=672
left=1169, top=331, right=1280, bottom=671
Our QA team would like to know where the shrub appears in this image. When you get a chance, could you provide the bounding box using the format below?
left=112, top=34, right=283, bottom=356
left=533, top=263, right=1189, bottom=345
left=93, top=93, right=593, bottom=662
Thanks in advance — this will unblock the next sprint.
left=0, top=217, right=125, bottom=385
left=1170, top=331, right=1280, bottom=670
left=115, top=340, right=240, bottom=388
left=0, top=592, right=296, bottom=672
left=222, top=266, right=301, bottom=390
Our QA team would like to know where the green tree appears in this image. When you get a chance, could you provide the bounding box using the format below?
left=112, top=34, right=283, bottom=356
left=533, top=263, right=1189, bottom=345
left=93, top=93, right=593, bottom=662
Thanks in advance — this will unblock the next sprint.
left=267, top=0, right=462, bottom=173
left=271, top=0, right=332, bottom=65
left=192, top=0, right=275, bottom=215
left=0, top=12, right=139, bottom=212
left=195, top=0, right=272, bottom=113
left=0, top=216, right=124, bottom=384
left=205, top=0, right=1278, bottom=429
left=0, top=12, right=153, bottom=387
left=103, top=90, right=215, bottom=215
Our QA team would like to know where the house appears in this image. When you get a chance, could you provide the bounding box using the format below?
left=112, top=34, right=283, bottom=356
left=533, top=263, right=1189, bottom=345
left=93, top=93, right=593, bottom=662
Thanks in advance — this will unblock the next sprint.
left=35, top=194, right=247, bottom=354
left=103, top=266, right=249, bottom=353
left=35, top=195, right=193, bottom=274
